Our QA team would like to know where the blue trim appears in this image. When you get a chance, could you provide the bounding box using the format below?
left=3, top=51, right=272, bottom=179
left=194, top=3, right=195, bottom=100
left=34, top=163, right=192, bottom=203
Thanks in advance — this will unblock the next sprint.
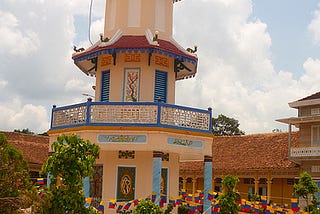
left=154, top=70, right=168, bottom=103
left=204, top=161, right=213, bottom=214
left=83, top=177, right=90, bottom=198
left=86, top=101, right=91, bottom=124
left=152, top=155, right=162, bottom=205
left=208, top=108, right=213, bottom=131
left=100, top=70, right=110, bottom=102
left=74, top=47, right=197, bottom=65
left=157, top=102, right=161, bottom=125
left=50, top=101, right=212, bottom=134
left=50, top=107, right=55, bottom=129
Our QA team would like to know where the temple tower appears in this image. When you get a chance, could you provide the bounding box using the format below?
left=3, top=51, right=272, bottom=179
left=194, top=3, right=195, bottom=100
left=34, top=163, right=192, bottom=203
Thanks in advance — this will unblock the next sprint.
left=49, top=0, right=213, bottom=213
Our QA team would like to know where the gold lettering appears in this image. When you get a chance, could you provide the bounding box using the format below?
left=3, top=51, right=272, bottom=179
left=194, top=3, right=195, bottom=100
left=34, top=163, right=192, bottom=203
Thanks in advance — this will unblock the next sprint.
left=155, top=55, right=169, bottom=67
left=125, top=53, right=141, bottom=62
left=100, top=55, right=112, bottom=66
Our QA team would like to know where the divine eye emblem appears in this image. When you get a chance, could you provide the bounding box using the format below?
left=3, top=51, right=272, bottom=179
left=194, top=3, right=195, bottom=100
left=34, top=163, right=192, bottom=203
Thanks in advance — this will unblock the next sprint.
left=120, top=174, right=132, bottom=195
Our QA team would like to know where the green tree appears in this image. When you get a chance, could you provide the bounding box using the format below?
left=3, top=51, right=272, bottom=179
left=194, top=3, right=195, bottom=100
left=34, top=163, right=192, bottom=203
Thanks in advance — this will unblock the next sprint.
left=177, top=204, right=189, bottom=214
left=217, top=175, right=240, bottom=214
left=294, top=172, right=319, bottom=213
left=0, top=133, right=36, bottom=213
left=41, top=134, right=100, bottom=214
left=212, top=114, right=245, bottom=136
left=13, top=128, right=34, bottom=134
left=133, top=200, right=163, bottom=214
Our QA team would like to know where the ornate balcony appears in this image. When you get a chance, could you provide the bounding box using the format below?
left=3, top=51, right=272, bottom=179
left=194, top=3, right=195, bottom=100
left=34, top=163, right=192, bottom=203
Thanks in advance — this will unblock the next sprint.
left=50, top=100, right=212, bottom=134
left=290, top=147, right=320, bottom=159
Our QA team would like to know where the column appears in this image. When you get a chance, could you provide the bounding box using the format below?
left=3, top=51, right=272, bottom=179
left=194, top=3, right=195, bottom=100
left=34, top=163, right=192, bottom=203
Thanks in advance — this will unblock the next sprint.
left=192, top=176, right=197, bottom=200
left=83, top=177, right=90, bottom=198
left=183, top=176, right=187, bottom=190
left=47, top=173, right=51, bottom=187
left=267, top=176, right=272, bottom=203
left=254, top=178, right=259, bottom=195
left=152, top=151, right=163, bottom=205
left=204, top=155, right=213, bottom=214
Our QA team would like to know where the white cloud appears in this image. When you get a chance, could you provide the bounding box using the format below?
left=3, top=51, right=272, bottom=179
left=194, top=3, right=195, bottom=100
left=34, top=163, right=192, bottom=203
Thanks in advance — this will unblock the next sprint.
left=69, top=0, right=105, bottom=17
left=0, top=0, right=319, bottom=135
left=0, top=10, right=40, bottom=56
left=65, top=79, right=93, bottom=93
left=0, top=100, right=49, bottom=133
left=300, top=58, right=320, bottom=90
left=0, top=79, right=8, bottom=89
left=308, top=6, right=320, bottom=45
left=90, top=18, right=104, bottom=42
left=174, top=0, right=306, bottom=133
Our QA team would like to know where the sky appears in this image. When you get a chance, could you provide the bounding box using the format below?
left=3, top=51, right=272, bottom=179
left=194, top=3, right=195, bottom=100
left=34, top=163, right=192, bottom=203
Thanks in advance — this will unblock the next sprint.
left=1, top=0, right=320, bottom=134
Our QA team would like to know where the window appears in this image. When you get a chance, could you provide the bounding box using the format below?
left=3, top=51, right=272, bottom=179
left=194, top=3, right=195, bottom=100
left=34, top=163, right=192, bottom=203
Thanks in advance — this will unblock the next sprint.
left=214, top=186, right=222, bottom=192
left=214, top=178, right=222, bottom=184
left=154, top=70, right=167, bottom=102
left=311, top=108, right=320, bottom=115
left=311, top=126, right=320, bottom=146
left=259, top=178, right=267, bottom=184
left=259, top=187, right=267, bottom=196
left=287, top=178, right=298, bottom=185
left=244, top=178, right=254, bottom=184
left=100, top=70, right=110, bottom=101
left=248, top=186, right=255, bottom=195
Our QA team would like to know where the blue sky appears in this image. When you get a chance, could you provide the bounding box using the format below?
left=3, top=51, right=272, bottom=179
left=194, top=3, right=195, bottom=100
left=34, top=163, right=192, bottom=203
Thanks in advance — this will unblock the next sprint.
left=0, top=0, right=320, bottom=134
left=251, top=0, right=320, bottom=78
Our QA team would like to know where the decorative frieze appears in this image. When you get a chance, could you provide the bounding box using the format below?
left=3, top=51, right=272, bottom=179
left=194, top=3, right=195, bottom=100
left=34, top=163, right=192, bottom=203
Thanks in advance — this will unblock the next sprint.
left=125, top=53, right=141, bottom=62
left=100, top=55, right=113, bottom=66
left=118, top=150, right=135, bottom=159
left=162, top=153, right=169, bottom=161
left=98, top=135, right=146, bottom=143
left=155, top=55, right=169, bottom=67
left=168, top=138, right=203, bottom=149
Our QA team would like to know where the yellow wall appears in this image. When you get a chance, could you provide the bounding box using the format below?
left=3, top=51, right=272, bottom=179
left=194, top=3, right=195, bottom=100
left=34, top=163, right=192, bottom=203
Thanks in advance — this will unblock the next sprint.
left=95, top=52, right=176, bottom=104
left=104, top=0, right=173, bottom=40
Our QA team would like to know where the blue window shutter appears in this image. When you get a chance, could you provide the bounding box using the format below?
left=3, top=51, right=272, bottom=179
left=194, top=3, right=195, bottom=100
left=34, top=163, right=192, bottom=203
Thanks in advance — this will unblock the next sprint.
left=154, top=70, right=167, bottom=103
left=101, top=70, right=110, bottom=102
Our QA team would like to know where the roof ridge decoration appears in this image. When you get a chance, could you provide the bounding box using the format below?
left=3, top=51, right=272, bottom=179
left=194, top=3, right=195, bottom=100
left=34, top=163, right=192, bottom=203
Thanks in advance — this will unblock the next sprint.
left=145, top=29, right=159, bottom=46
left=100, top=29, right=123, bottom=47
left=169, top=37, right=197, bottom=57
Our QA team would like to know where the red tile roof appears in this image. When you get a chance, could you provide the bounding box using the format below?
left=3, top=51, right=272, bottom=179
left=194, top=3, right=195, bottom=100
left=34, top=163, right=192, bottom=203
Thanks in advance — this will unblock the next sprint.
left=213, top=132, right=298, bottom=170
left=180, top=132, right=299, bottom=173
left=2, top=131, right=49, bottom=171
left=73, top=35, right=197, bottom=61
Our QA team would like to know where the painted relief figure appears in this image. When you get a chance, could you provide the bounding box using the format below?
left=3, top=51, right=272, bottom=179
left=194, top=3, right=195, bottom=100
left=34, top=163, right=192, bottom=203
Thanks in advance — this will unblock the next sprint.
left=117, top=166, right=135, bottom=201
left=124, top=68, right=140, bottom=102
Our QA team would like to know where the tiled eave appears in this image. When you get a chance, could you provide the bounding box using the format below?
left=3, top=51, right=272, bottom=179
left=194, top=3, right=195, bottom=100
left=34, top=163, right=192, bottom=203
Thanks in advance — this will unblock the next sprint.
left=72, top=35, right=198, bottom=80
left=179, top=132, right=300, bottom=175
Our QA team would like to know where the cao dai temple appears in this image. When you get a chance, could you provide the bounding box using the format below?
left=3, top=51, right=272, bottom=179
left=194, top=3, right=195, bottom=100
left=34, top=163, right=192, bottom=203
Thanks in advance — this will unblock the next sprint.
left=2, top=0, right=320, bottom=213
left=49, top=0, right=214, bottom=212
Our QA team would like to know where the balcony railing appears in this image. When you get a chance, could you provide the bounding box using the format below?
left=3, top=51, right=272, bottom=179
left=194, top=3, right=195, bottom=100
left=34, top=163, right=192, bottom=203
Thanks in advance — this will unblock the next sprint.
left=290, top=147, right=320, bottom=158
left=50, top=101, right=212, bottom=134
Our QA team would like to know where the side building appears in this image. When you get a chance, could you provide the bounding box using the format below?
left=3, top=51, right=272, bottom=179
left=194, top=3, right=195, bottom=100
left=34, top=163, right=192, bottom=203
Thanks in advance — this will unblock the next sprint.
left=1, top=131, right=49, bottom=183
left=277, top=91, right=320, bottom=200
left=180, top=132, right=301, bottom=206
left=1, top=130, right=306, bottom=207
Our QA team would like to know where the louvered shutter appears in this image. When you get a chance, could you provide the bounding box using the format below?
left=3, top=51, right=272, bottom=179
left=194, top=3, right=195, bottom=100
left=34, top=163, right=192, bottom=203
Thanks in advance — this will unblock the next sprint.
left=100, top=70, right=110, bottom=102
left=154, top=70, right=167, bottom=103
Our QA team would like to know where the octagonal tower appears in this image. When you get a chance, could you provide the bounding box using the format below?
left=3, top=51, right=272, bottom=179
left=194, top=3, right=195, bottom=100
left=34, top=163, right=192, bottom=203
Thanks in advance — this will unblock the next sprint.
left=49, top=0, right=213, bottom=213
